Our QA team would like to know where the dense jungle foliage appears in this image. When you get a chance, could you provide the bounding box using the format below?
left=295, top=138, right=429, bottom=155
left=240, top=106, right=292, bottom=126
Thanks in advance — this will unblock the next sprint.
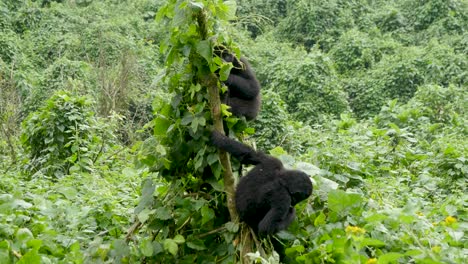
left=0, top=0, right=466, bottom=263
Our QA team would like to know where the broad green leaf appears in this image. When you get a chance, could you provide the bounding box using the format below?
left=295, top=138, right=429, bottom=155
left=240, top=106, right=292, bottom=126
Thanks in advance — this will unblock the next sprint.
left=360, top=238, right=385, bottom=247
left=181, top=113, right=194, bottom=125
left=189, top=83, right=202, bottom=99
left=405, top=250, right=423, bottom=256
left=187, top=240, right=206, bottom=250
left=269, top=146, right=287, bottom=156
left=137, top=208, right=154, bottom=224
left=197, top=116, right=206, bottom=126
left=0, top=248, right=10, bottom=263
left=201, top=205, right=214, bottom=225
left=328, top=190, right=363, bottom=214
left=164, top=239, right=178, bottom=256
left=26, top=239, right=42, bottom=250
left=225, top=221, right=239, bottom=232
left=135, top=178, right=155, bottom=214
left=314, top=211, right=326, bottom=226
left=244, top=127, right=255, bottom=134
left=154, top=117, right=171, bottom=136
left=173, top=234, right=185, bottom=244
left=377, top=252, right=403, bottom=264
left=191, top=117, right=199, bottom=133
left=398, top=214, right=415, bottom=224
left=196, top=40, right=212, bottom=63
left=57, top=187, right=77, bottom=199
left=17, top=250, right=40, bottom=264
left=173, top=3, right=188, bottom=27
left=153, top=242, right=163, bottom=255
left=365, top=213, right=388, bottom=222
left=155, top=207, right=172, bottom=220
left=189, top=2, right=204, bottom=11
left=285, top=245, right=305, bottom=255
left=207, top=178, right=224, bottom=192
left=122, top=168, right=137, bottom=178
left=141, top=238, right=154, bottom=257
left=12, top=199, right=32, bottom=209
left=219, top=63, right=233, bottom=81
left=16, top=228, right=34, bottom=243
left=206, top=153, right=219, bottom=165
left=220, top=0, right=237, bottom=20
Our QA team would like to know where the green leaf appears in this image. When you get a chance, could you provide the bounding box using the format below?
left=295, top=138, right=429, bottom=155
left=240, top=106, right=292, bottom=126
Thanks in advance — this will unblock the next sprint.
left=16, top=228, right=34, bottom=243
left=365, top=213, right=388, bottom=222
left=197, top=116, right=206, bottom=126
left=17, top=249, right=40, bottom=264
left=196, top=40, right=212, bottom=63
left=155, top=207, right=172, bottom=220
left=122, top=168, right=137, bottom=178
left=57, top=187, right=77, bottom=199
left=221, top=103, right=233, bottom=117
left=137, top=208, right=154, bottom=224
left=219, top=63, right=233, bottom=81
left=187, top=239, right=206, bottom=250
left=26, top=239, right=42, bottom=250
left=360, top=238, right=385, bottom=247
left=181, top=113, right=194, bottom=126
left=173, top=3, right=188, bottom=27
left=141, top=238, right=154, bottom=257
left=135, top=178, right=155, bottom=214
left=189, top=2, right=204, bottom=11
left=164, top=239, right=178, bottom=256
left=221, top=0, right=237, bottom=20
left=377, top=252, right=404, bottom=264
left=327, top=190, right=363, bottom=214
left=225, top=221, right=239, bottom=232
left=314, top=211, right=326, bottom=226
left=405, top=250, right=423, bottom=256
left=244, top=127, right=255, bottom=134
left=154, top=117, right=171, bottom=136
left=269, top=147, right=287, bottom=156
left=189, top=83, right=202, bottom=99
left=207, top=153, right=219, bottom=165
left=173, top=234, right=185, bottom=244
left=201, top=205, right=214, bottom=225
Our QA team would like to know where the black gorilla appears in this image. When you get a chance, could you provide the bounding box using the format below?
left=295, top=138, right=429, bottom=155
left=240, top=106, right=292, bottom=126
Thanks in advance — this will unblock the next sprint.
left=215, top=48, right=261, bottom=120
left=211, top=131, right=312, bottom=235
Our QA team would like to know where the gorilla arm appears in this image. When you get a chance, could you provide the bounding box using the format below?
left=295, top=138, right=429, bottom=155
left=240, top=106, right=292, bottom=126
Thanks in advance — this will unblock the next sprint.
left=211, top=131, right=271, bottom=165
left=258, top=189, right=294, bottom=235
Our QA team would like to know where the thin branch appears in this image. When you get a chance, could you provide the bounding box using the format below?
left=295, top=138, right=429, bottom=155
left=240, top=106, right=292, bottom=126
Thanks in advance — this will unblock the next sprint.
left=197, top=9, right=238, bottom=222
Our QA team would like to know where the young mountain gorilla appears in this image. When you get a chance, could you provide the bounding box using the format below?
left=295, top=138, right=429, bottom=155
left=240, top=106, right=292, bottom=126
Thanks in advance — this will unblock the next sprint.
left=214, top=48, right=261, bottom=120
left=211, top=131, right=313, bottom=235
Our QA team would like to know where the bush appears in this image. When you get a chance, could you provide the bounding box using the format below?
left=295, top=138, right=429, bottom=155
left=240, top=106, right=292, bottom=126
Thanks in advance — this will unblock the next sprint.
left=276, top=0, right=368, bottom=51
left=236, top=0, right=288, bottom=37
left=21, top=91, right=100, bottom=177
left=248, top=38, right=350, bottom=124
left=346, top=47, right=426, bottom=118
left=330, top=29, right=385, bottom=74
left=253, top=90, right=290, bottom=151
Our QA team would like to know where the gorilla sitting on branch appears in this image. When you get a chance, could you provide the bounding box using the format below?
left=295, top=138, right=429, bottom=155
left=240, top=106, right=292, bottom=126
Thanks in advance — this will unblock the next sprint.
left=211, top=131, right=312, bottom=235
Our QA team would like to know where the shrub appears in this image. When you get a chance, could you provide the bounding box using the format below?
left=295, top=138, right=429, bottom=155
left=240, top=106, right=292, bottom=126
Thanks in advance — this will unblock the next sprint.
left=249, top=38, right=350, bottom=124
left=346, top=47, right=425, bottom=118
left=21, top=91, right=99, bottom=177
left=330, top=29, right=385, bottom=74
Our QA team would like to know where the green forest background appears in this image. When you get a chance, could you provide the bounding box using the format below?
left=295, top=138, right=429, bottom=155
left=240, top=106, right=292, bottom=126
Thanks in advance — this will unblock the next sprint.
left=0, top=0, right=466, bottom=263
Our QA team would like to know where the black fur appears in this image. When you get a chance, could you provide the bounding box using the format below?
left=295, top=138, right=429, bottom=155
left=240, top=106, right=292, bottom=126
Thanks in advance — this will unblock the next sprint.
left=210, top=131, right=312, bottom=235
left=215, top=49, right=261, bottom=120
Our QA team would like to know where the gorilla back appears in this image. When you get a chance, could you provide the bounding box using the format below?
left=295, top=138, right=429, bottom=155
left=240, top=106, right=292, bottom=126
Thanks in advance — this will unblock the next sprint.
left=215, top=49, right=261, bottom=120
left=210, top=131, right=312, bottom=235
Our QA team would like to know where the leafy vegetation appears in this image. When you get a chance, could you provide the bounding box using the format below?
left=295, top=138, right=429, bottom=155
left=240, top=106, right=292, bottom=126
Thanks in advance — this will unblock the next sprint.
left=0, top=0, right=466, bottom=263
